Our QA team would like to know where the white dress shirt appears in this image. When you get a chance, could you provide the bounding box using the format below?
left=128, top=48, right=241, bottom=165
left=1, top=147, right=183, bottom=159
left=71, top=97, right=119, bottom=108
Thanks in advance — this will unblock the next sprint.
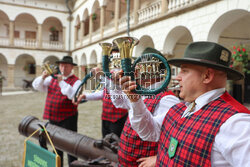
left=84, top=76, right=116, bottom=101
left=32, top=73, right=81, bottom=100
left=130, top=88, right=250, bottom=167
left=111, top=82, right=180, bottom=141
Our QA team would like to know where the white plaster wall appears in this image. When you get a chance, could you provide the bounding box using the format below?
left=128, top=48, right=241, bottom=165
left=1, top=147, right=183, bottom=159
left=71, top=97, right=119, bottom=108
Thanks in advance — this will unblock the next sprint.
left=0, top=47, right=67, bottom=65
left=0, top=3, right=68, bottom=25
left=0, top=22, right=8, bottom=37
left=71, top=0, right=250, bottom=66
left=0, top=0, right=250, bottom=77
left=0, top=0, right=68, bottom=11
left=0, top=2, right=70, bottom=49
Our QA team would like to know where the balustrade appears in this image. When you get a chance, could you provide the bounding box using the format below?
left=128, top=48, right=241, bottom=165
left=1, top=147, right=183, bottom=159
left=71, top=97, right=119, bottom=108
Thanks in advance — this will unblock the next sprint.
left=76, top=40, right=82, bottom=48
left=0, top=36, right=9, bottom=46
left=118, top=14, right=134, bottom=30
left=14, top=38, right=38, bottom=48
left=92, top=29, right=101, bottom=42
left=138, top=0, right=161, bottom=24
left=82, top=34, right=90, bottom=46
left=168, top=0, right=195, bottom=11
left=42, top=40, right=63, bottom=50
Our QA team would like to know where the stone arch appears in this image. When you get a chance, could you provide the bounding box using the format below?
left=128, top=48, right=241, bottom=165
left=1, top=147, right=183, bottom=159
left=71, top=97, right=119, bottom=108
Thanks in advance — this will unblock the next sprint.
left=81, top=53, right=87, bottom=66
left=90, top=50, right=97, bottom=65
left=163, top=26, right=193, bottom=78
left=43, top=55, right=59, bottom=65
left=0, top=10, right=10, bottom=39
left=14, top=54, right=36, bottom=87
left=91, top=0, right=101, bottom=32
left=0, top=54, right=8, bottom=86
left=163, top=26, right=193, bottom=58
left=74, top=55, right=79, bottom=65
left=14, top=13, right=37, bottom=43
left=207, top=9, right=249, bottom=43
left=211, top=10, right=250, bottom=103
left=40, top=16, right=63, bottom=26
left=14, top=13, right=37, bottom=24
left=218, top=11, right=250, bottom=50
left=102, top=0, right=115, bottom=26
left=42, top=17, right=63, bottom=43
left=83, top=9, right=90, bottom=36
left=80, top=53, right=87, bottom=80
left=134, top=35, right=154, bottom=57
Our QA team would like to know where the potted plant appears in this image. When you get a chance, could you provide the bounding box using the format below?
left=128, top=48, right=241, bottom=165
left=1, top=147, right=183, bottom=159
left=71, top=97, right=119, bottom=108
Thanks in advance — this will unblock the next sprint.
left=231, top=45, right=250, bottom=74
left=50, top=26, right=57, bottom=32
left=92, top=13, right=97, bottom=21
left=230, top=44, right=249, bottom=103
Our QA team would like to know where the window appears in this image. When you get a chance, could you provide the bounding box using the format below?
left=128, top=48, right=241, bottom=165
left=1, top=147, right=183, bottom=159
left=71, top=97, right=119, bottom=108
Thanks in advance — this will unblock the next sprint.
left=28, top=63, right=36, bottom=74
left=25, top=31, right=36, bottom=39
left=14, top=31, right=20, bottom=38
left=50, top=31, right=59, bottom=41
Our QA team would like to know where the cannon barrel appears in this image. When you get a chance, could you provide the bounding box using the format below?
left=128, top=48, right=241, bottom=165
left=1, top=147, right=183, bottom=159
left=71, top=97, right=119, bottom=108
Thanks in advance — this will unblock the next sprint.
left=18, top=116, right=118, bottom=163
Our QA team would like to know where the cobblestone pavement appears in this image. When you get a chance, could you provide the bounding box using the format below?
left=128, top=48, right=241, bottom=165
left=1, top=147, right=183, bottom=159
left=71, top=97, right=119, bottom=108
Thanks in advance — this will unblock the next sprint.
left=0, top=91, right=102, bottom=167
left=0, top=91, right=249, bottom=167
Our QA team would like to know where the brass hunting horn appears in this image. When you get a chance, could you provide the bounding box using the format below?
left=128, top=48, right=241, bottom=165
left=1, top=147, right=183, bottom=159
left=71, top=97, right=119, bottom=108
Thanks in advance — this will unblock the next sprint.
left=74, top=42, right=113, bottom=103
left=113, top=36, right=171, bottom=95
left=41, top=61, right=59, bottom=79
left=100, top=42, right=113, bottom=78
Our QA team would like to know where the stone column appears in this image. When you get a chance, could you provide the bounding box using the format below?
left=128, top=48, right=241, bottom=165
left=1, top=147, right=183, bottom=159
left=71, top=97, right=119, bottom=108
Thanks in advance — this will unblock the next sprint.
left=63, top=27, right=66, bottom=50
left=37, top=24, right=42, bottom=48
left=74, top=26, right=78, bottom=48
left=161, top=0, right=168, bottom=15
left=89, top=15, right=93, bottom=43
left=9, top=21, right=14, bottom=46
left=7, top=64, right=15, bottom=88
left=134, top=0, right=139, bottom=25
left=74, top=66, right=79, bottom=78
left=100, top=5, right=106, bottom=38
left=81, top=65, right=86, bottom=79
left=114, top=0, right=120, bottom=32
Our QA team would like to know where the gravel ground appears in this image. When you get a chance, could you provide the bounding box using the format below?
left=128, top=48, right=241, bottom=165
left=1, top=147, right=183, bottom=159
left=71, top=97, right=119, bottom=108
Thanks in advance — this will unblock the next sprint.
left=0, top=91, right=102, bottom=167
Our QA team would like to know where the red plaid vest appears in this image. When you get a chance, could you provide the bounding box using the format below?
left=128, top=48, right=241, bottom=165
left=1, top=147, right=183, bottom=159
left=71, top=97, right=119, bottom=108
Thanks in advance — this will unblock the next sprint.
left=102, top=88, right=128, bottom=122
left=156, top=92, right=250, bottom=167
left=118, top=91, right=175, bottom=167
left=44, top=75, right=79, bottom=122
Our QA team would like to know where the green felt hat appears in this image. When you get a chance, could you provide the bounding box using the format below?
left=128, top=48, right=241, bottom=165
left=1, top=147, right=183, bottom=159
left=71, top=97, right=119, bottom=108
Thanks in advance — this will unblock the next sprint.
left=168, top=41, right=244, bottom=80
left=56, top=56, right=77, bottom=66
left=142, top=47, right=163, bottom=57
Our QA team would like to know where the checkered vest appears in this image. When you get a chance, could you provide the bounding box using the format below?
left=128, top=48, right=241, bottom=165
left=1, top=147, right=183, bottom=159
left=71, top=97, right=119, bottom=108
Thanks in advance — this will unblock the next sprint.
left=44, top=75, right=79, bottom=122
left=156, top=92, right=250, bottom=167
left=118, top=90, right=175, bottom=167
left=102, top=88, right=128, bottom=122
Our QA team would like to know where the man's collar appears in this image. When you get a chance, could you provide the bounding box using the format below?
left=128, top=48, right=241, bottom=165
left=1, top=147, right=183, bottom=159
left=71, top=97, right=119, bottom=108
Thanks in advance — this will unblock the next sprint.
left=185, top=88, right=226, bottom=109
left=63, top=73, right=73, bottom=80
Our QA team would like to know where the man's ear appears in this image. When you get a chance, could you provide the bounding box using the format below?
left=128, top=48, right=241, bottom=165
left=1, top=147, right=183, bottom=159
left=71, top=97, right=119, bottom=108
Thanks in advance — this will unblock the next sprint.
left=203, top=68, right=215, bottom=84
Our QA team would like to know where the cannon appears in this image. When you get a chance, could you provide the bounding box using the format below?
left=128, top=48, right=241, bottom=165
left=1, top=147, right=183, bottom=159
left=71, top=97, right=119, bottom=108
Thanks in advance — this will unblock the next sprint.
left=18, top=116, right=118, bottom=166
